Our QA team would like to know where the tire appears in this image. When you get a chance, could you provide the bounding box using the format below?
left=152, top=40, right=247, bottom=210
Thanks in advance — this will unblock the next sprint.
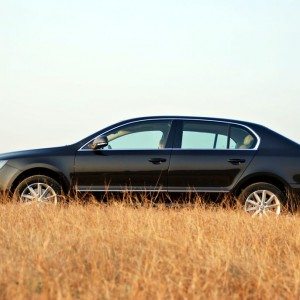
left=13, top=175, right=62, bottom=204
left=238, top=182, right=285, bottom=216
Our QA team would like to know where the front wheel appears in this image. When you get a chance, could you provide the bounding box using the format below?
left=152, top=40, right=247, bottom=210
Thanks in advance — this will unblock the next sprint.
left=238, top=182, right=285, bottom=216
left=13, top=175, right=62, bottom=204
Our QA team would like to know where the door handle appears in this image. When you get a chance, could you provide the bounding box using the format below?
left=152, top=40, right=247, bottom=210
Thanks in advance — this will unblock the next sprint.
left=228, top=158, right=246, bottom=165
left=148, top=158, right=167, bottom=165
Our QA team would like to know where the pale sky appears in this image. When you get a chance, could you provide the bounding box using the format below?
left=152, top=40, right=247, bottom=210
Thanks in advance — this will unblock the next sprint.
left=1, top=0, right=299, bottom=153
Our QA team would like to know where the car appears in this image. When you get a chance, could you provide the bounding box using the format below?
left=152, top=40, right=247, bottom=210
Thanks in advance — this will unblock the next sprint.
left=0, top=116, right=299, bottom=215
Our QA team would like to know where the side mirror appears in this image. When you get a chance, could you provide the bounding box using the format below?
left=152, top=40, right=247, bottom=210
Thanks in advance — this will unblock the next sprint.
left=92, top=136, right=108, bottom=150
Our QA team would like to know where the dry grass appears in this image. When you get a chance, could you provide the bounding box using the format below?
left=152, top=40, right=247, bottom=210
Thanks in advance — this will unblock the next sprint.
left=0, top=195, right=299, bottom=300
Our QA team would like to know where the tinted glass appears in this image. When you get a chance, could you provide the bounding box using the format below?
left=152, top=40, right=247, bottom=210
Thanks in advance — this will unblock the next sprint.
left=180, top=121, right=229, bottom=149
left=109, top=131, right=163, bottom=149
left=91, top=120, right=172, bottom=150
left=182, top=131, right=215, bottom=149
left=216, top=134, right=228, bottom=148
left=229, top=126, right=256, bottom=149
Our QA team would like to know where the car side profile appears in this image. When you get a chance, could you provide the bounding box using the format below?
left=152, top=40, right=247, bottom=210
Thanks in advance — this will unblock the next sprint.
left=0, top=116, right=299, bottom=215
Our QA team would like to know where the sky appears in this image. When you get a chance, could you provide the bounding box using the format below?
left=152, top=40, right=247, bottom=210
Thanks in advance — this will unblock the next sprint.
left=1, top=0, right=300, bottom=153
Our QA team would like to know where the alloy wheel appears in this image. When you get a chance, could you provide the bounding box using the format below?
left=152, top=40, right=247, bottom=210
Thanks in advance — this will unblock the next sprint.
left=20, top=182, right=58, bottom=204
left=244, top=190, right=281, bottom=216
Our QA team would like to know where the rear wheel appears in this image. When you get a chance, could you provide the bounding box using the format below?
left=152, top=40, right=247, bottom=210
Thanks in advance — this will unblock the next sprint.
left=238, top=182, right=285, bottom=216
left=13, top=175, right=62, bottom=204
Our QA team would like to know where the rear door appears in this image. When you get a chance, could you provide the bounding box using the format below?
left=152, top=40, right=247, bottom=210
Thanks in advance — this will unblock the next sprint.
left=168, top=120, right=258, bottom=192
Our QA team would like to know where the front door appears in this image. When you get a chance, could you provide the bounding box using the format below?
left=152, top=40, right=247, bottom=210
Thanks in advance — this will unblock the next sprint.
left=74, top=119, right=174, bottom=192
left=168, top=120, right=257, bottom=192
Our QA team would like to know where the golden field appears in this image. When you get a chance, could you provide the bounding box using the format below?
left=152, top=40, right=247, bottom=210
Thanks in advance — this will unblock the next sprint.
left=0, top=195, right=299, bottom=300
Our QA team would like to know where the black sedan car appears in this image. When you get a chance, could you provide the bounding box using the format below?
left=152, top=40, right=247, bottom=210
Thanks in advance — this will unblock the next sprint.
left=0, top=116, right=299, bottom=215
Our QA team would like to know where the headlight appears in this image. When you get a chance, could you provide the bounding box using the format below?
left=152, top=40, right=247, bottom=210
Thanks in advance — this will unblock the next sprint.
left=0, top=160, right=8, bottom=170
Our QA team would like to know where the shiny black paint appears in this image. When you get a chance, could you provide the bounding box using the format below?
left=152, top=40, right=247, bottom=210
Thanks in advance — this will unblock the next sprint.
left=0, top=116, right=299, bottom=197
left=0, top=146, right=77, bottom=192
left=168, top=150, right=255, bottom=191
left=74, top=150, right=171, bottom=191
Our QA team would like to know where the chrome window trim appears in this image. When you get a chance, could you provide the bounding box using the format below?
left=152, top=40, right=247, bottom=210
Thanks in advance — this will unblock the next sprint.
left=78, top=117, right=261, bottom=151
left=79, top=118, right=173, bottom=151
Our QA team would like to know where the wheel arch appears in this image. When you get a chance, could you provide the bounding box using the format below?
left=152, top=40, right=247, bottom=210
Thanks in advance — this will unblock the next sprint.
left=10, top=167, right=70, bottom=194
left=233, top=173, right=289, bottom=196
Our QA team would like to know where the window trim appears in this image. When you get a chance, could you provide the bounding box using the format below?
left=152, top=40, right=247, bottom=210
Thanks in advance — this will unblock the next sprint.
left=79, top=118, right=175, bottom=151
left=78, top=118, right=261, bottom=151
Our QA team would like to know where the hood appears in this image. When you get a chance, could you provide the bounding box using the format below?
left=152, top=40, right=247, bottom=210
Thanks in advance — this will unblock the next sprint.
left=0, top=145, right=76, bottom=161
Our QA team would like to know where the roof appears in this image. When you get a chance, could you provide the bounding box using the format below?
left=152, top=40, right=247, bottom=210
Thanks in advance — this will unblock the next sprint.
left=119, top=115, right=261, bottom=128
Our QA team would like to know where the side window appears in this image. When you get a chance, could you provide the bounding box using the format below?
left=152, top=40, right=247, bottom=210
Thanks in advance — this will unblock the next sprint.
left=216, top=134, right=228, bottom=148
left=109, top=131, right=163, bottom=149
left=229, top=126, right=256, bottom=149
left=180, top=121, right=229, bottom=149
left=93, top=120, right=172, bottom=150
